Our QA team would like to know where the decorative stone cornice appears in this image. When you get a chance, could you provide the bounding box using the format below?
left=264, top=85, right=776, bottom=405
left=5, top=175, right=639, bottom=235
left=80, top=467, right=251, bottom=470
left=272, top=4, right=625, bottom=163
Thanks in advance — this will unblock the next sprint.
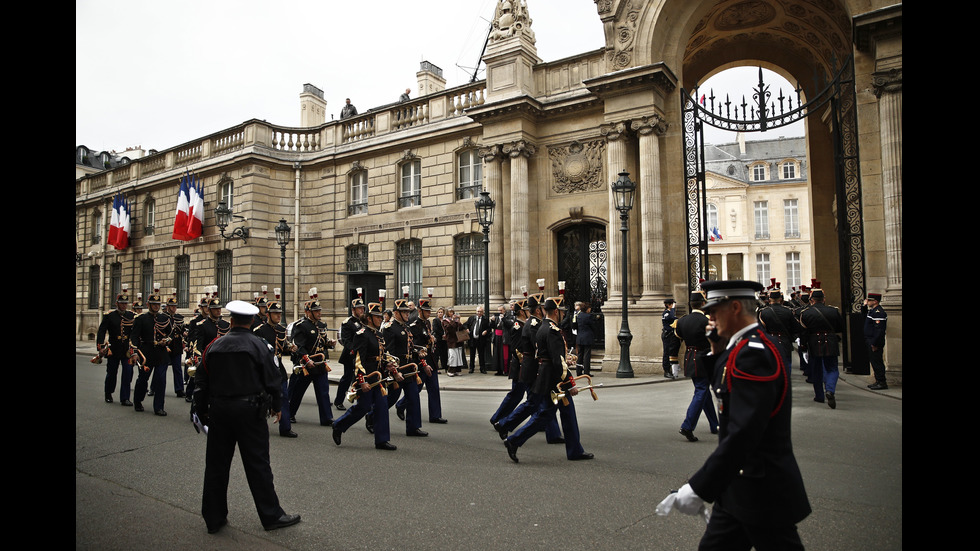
left=872, top=68, right=902, bottom=98
left=584, top=62, right=678, bottom=99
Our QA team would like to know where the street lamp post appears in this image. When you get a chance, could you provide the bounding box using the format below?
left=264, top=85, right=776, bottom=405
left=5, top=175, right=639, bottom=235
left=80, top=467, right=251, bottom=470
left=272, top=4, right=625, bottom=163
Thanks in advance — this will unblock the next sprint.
left=275, top=218, right=291, bottom=320
left=612, top=171, right=637, bottom=378
left=475, top=190, right=496, bottom=320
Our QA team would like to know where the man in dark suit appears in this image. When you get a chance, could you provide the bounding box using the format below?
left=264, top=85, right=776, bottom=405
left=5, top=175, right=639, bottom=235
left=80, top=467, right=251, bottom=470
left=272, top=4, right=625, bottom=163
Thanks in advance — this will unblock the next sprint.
left=464, top=306, right=489, bottom=373
left=661, top=280, right=810, bottom=550
left=574, top=302, right=601, bottom=376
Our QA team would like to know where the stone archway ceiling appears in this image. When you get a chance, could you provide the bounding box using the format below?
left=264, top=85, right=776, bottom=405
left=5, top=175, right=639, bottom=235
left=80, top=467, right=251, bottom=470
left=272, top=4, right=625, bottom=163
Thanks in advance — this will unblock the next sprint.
left=685, top=0, right=851, bottom=90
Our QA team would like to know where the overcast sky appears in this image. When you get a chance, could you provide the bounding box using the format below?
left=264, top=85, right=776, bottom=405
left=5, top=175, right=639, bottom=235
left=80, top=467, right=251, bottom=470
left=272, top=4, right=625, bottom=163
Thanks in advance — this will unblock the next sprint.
left=76, top=0, right=801, bottom=155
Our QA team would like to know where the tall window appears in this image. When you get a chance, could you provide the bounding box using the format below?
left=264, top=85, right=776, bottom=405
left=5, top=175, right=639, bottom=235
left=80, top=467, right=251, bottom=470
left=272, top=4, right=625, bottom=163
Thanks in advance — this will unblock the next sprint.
left=349, top=171, right=368, bottom=215
left=752, top=164, right=766, bottom=181
left=144, top=197, right=156, bottom=236
left=396, top=239, right=422, bottom=300
left=457, top=150, right=482, bottom=200
left=216, top=250, right=233, bottom=304
left=784, top=199, right=800, bottom=238
left=755, top=253, right=770, bottom=285
left=786, top=252, right=801, bottom=289
left=175, top=255, right=190, bottom=308
left=346, top=244, right=368, bottom=272
left=88, top=265, right=100, bottom=309
left=141, top=259, right=154, bottom=300
left=707, top=203, right=719, bottom=237
left=781, top=161, right=797, bottom=179
left=92, top=209, right=103, bottom=245
left=220, top=178, right=234, bottom=211
left=110, top=263, right=122, bottom=302
left=455, top=233, right=485, bottom=304
left=399, top=160, right=421, bottom=208
left=754, top=201, right=769, bottom=239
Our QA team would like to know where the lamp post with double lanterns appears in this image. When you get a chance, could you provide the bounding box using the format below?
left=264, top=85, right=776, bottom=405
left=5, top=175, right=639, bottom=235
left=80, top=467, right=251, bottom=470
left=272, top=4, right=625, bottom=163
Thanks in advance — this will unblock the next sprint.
left=215, top=199, right=250, bottom=243
left=612, top=171, right=636, bottom=378
left=475, top=190, right=496, bottom=320
left=275, top=218, right=291, bottom=320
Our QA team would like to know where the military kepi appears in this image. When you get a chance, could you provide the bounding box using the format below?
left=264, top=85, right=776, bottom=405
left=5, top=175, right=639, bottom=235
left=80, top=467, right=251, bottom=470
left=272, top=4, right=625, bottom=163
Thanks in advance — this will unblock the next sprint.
left=701, top=279, right=764, bottom=311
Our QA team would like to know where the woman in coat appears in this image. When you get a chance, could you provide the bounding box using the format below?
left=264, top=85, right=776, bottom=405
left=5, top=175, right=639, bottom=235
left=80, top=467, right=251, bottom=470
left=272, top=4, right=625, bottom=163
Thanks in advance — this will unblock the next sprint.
left=442, top=308, right=465, bottom=376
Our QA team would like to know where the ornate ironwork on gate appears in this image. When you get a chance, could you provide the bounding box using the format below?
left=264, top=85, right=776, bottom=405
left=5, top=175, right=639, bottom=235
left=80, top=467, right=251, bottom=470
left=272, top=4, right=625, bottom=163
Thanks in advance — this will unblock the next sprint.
left=680, top=56, right=866, bottom=313
left=557, top=223, right=607, bottom=345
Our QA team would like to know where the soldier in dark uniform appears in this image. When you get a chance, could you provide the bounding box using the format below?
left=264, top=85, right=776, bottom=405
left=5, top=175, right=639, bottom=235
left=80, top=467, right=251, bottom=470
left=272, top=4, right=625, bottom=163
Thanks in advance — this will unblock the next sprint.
left=249, top=290, right=269, bottom=330
left=129, top=290, right=171, bottom=415
left=493, top=292, right=563, bottom=445
left=383, top=295, right=427, bottom=437
left=183, top=295, right=209, bottom=402
left=504, top=295, right=591, bottom=463
left=490, top=299, right=529, bottom=426
left=758, top=286, right=800, bottom=371
left=331, top=302, right=397, bottom=450
left=661, top=280, right=810, bottom=550
left=334, top=292, right=366, bottom=411
left=661, top=298, right=680, bottom=379
left=97, top=292, right=134, bottom=405
left=287, top=298, right=335, bottom=427
left=864, top=293, right=888, bottom=390
left=675, top=291, right=719, bottom=442
left=164, top=292, right=186, bottom=398
left=253, top=299, right=298, bottom=438
left=195, top=300, right=300, bottom=534
left=800, top=286, right=845, bottom=409
left=400, top=296, right=447, bottom=424
left=792, top=286, right=811, bottom=379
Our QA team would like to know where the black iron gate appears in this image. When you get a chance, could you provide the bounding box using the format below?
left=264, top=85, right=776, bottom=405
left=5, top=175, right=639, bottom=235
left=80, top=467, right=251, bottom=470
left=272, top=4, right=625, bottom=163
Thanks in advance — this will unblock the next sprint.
left=556, top=223, right=607, bottom=346
left=681, top=57, right=866, bottom=367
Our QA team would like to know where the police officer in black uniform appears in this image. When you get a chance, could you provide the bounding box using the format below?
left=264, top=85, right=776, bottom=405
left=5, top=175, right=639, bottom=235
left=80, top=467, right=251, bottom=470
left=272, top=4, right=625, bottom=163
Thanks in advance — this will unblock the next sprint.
left=253, top=298, right=298, bottom=438
left=97, top=292, right=135, bottom=405
left=661, top=298, right=680, bottom=379
left=864, top=292, right=888, bottom=390
left=196, top=300, right=300, bottom=534
left=661, top=280, right=810, bottom=550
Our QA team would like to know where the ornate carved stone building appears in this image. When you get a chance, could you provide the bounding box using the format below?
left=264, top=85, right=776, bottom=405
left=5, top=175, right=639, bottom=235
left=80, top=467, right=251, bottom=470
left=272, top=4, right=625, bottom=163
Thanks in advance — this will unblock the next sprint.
left=75, top=0, right=902, bottom=381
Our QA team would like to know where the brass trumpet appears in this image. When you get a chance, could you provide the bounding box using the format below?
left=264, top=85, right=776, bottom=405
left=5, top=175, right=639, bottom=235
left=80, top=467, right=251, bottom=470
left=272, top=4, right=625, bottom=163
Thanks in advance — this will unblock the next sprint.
left=385, top=363, right=422, bottom=389
left=293, top=353, right=331, bottom=377
left=551, top=374, right=602, bottom=406
left=90, top=346, right=111, bottom=364
left=346, top=371, right=390, bottom=402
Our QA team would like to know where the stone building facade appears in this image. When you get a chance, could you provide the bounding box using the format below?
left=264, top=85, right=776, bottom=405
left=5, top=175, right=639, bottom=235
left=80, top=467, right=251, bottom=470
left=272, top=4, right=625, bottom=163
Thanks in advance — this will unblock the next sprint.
left=75, top=0, right=902, bottom=381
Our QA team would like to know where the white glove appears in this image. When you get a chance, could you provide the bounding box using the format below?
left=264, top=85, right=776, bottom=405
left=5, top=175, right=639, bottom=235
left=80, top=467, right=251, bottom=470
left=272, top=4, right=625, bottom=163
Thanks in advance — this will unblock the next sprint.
left=674, top=483, right=705, bottom=516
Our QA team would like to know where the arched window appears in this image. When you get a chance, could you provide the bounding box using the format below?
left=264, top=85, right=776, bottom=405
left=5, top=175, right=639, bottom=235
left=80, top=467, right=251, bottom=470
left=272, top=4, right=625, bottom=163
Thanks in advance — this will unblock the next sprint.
left=144, top=197, right=156, bottom=236
left=349, top=170, right=368, bottom=215
left=219, top=177, right=234, bottom=212
left=92, top=208, right=103, bottom=245
left=454, top=233, right=485, bottom=304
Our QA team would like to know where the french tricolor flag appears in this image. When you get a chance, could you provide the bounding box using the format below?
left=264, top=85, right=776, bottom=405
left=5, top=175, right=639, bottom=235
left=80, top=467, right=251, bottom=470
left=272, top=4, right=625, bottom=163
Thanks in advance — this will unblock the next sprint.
left=186, top=174, right=204, bottom=240
left=172, top=173, right=191, bottom=240
left=107, top=193, right=121, bottom=247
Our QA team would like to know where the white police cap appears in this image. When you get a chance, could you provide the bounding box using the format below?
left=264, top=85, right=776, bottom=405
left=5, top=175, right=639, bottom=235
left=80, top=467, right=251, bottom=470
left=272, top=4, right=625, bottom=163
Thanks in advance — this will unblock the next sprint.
left=226, top=300, right=259, bottom=317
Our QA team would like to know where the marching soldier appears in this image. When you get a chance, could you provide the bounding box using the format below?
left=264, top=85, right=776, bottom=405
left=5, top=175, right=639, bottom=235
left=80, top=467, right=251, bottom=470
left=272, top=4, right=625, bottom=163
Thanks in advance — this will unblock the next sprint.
left=254, top=298, right=298, bottom=438
left=800, top=285, right=845, bottom=409
left=758, top=285, right=800, bottom=371
left=331, top=301, right=397, bottom=450
left=400, top=295, right=447, bottom=424
left=183, top=295, right=211, bottom=402
left=129, top=289, right=171, bottom=415
left=504, top=294, right=591, bottom=463
left=382, top=292, right=427, bottom=437
left=490, top=298, right=529, bottom=426
left=493, top=291, right=563, bottom=445
left=250, top=289, right=270, bottom=330
left=792, top=285, right=812, bottom=380
left=334, top=291, right=366, bottom=411
left=287, top=297, right=335, bottom=427
left=675, top=291, right=719, bottom=442
left=96, top=291, right=134, bottom=406
left=164, top=292, right=186, bottom=398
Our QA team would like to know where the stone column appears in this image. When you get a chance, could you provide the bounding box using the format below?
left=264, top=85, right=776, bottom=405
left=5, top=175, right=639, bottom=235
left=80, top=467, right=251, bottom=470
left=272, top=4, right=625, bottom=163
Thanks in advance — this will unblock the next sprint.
left=600, top=122, right=630, bottom=301
left=873, top=69, right=903, bottom=300
left=480, top=145, right=505, bottom=304
left=502, top=140, right=535, bottom=298
left=631, top=115, right=668, bottom=298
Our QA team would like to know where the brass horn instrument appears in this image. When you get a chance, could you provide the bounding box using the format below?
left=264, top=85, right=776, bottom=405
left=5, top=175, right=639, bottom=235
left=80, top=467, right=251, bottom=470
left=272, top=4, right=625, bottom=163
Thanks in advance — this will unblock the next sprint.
left=91, top=346, right=111, bottom=364
left=130, top=348, right=148, bottom=372
left=293, top=353, right=331, bottom=377
left=551, top=374, right=602, bottom=406
left=346, top=371, right=390, bottom=403
left=386, top=363, right=421, bottom=389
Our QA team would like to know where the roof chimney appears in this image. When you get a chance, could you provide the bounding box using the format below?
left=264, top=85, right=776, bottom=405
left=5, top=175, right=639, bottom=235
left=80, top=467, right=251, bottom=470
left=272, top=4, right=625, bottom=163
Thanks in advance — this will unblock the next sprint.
left=300, top=83, right=326, bottom=127
left=417, top=61, right=446, bottom=96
